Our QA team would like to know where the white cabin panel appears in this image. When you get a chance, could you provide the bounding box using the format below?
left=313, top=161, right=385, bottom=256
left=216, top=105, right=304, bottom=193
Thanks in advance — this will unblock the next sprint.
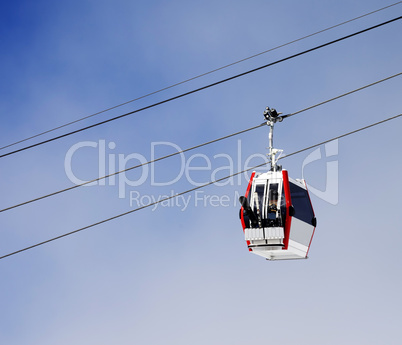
left=289, top=217, right=315, bottom=247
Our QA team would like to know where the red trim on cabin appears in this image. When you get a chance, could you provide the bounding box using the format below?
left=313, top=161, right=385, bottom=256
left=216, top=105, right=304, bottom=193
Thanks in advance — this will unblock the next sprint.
left=241, top=172, right=256, bottom=251
left=303, top=180, right=316, bottom=257
left=241, top=171, right=256, bottom=231
left=282, top=170, right=292, bottom=250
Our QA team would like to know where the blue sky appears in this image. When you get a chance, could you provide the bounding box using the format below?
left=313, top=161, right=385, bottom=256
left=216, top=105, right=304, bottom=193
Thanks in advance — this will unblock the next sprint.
left=1, top=1, right=402, bottom=344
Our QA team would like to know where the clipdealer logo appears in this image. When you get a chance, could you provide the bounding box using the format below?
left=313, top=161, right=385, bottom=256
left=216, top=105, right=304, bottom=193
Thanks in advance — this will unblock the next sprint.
left=302, top=140, right=339, bottom=205
left=64, top=139, right=339, bottom=209
left=64, top=140, right=266, bottom=195
left=129, top=190, right=241, bottom=211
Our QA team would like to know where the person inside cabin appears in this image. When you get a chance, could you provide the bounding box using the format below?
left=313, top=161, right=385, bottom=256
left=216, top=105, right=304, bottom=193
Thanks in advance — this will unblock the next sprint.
left=267, top=189, right=279, bottom=226
left=268, top=189, right=278, bottom=213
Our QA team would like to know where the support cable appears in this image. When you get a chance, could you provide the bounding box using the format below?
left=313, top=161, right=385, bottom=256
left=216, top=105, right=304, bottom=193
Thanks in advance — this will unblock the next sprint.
left=1, top=1, right=400, bottom=152
left=1, top=112, right=401, bottom=260
left=282, top=72, right=402, bottom=119
left=1, top=15, right=401, bottom=159
left=0, top=124, right=264, bottom=212
left=1, top=71, right=401, bottom=213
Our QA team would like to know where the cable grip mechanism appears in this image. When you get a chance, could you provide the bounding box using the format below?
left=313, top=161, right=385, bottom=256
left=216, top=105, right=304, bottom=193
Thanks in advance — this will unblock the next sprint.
left=263, top=107, right=284, bottom=172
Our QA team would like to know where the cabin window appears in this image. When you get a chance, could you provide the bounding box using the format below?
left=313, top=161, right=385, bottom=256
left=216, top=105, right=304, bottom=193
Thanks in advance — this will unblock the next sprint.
left=267, top=183, right=278, bottom=220
left=254, top=184, right=265, bottom=218
left=289, top=182, right=314, bottom=224
left=280, top=186, right=287, bottom=227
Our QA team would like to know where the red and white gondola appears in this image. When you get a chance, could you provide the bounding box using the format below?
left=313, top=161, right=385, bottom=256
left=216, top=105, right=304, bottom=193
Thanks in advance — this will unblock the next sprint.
left=239, top=107, right=316, bottom=260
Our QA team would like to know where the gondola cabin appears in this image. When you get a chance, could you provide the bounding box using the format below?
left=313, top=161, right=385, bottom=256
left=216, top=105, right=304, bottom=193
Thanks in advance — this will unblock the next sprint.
left=239, top=169, right=316, bottom=260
